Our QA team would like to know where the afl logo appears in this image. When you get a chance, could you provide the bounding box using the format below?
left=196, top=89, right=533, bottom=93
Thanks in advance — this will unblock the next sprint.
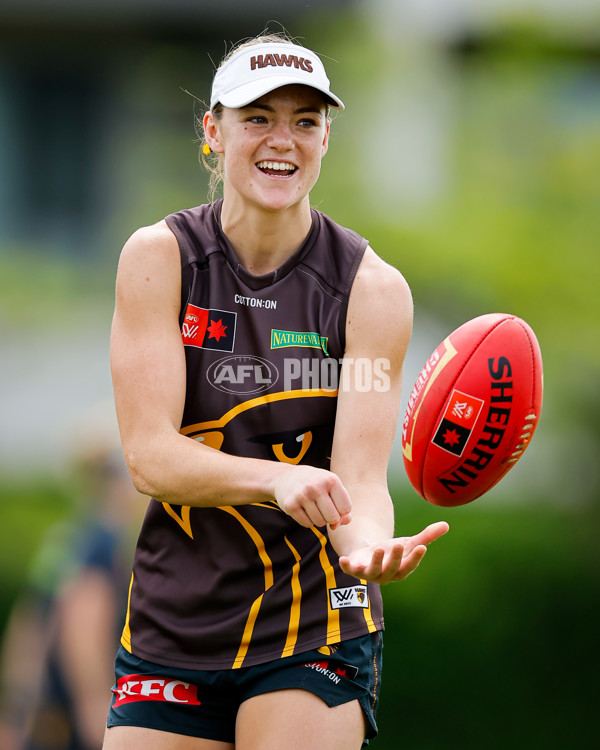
left=206, top=356, right=279, bottom=394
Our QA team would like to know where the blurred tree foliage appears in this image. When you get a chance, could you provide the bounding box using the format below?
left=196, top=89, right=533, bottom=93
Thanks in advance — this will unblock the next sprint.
left=308, top=15, right=600, bottom=348
left=0, top=481, right=72, bottom=634
left=373, top=488, right=598, bottom=749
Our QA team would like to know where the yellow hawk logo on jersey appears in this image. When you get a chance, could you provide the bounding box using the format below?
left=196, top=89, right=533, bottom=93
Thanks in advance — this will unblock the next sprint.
left=163, top=389, right=337, bottom=539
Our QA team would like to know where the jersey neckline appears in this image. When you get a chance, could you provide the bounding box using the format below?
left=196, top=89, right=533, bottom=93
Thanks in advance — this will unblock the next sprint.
left=210, top=199, right=319, bottom=291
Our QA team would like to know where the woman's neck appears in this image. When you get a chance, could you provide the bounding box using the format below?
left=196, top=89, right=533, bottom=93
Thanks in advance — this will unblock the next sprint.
left=220, top=193, right=313, bottom=276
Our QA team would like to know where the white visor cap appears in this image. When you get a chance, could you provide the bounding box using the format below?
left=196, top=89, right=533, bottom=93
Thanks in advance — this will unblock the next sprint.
left=210, top=43, right=344, bottom=111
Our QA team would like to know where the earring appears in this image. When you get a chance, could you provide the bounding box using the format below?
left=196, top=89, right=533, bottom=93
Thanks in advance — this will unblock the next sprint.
left=202, top=143, right=211, bottom=155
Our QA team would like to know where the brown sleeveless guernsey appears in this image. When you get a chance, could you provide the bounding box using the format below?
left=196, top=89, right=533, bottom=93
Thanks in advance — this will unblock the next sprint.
left=120, top=200, right=384, bottom=670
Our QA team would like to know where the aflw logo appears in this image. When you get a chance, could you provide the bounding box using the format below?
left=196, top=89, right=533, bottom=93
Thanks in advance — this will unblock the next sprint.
left=250, top=54, right=313, bottom=73
left=452, top=401, right=474, bottom=421
left=329, top=585, right=369, bottom=610
left=181, top=304, right=236, bottom=353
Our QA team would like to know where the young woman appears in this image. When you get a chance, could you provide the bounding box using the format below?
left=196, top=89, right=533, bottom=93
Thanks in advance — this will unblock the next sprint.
left=103, top=34, right=449, bottom=750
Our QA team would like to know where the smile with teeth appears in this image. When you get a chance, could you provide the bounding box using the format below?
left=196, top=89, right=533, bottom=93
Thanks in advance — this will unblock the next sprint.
left=256, top=160, right=297, bottom=175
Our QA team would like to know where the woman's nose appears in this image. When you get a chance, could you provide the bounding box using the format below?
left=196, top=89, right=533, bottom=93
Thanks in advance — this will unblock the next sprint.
left=266, top=122, right=294, bottom=150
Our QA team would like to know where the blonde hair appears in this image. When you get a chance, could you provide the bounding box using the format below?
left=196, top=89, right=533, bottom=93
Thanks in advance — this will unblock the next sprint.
left=198, top=32, right=329, bottom=201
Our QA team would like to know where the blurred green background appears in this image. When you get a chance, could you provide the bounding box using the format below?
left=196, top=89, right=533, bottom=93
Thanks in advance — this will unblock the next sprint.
left=1, top=0, right=599, bottom=747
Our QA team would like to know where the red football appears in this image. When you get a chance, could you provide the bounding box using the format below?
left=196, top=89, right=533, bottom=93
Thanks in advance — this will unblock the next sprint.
left=401, top=313, right=543, bottom=507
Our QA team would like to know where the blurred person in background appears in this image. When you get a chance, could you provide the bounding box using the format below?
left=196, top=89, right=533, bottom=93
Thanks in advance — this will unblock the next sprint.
left=104, top=31, right=448, bottom=750
left=0, top=405, right=141, bottom=750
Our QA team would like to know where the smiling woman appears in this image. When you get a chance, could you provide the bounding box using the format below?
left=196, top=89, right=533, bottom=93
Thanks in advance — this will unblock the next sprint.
left=202, top=84, right=332, bottom=270
left=103, top=30, right=448, bottom=750
left=200, top=34, right=339, bottom=200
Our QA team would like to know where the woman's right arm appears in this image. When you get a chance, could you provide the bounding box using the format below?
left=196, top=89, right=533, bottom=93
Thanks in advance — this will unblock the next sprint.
left=110, top=223, right=352, bottom=528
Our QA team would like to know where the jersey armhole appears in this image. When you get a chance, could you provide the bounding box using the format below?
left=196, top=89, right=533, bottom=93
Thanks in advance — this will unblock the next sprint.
left=338, top=240, right=368, bottom=352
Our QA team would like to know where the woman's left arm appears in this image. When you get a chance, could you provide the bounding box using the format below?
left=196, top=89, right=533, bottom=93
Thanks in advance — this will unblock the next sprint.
left=328, top=247, right=448, bottom=584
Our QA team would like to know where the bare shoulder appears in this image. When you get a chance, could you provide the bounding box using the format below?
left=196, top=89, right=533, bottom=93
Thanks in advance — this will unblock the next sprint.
left=346, top=246, right=413, bottom=360
left=118, top=219, right=179, bottom=274
left=353, top=246, right=412, bottom=309
left=115, top=220, right=181, bottom=309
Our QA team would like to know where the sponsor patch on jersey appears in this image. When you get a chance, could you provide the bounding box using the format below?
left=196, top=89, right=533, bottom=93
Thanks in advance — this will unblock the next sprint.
left=182, top=304, right=236, bottom=352
left=270, top=328, right=328, bottom=355
left=112, top=673, right=202, bottom=707
left=329, top=585, right=369, bottom=610
left=234, top=293, right=278, bottom=310
left=432, top=389, right=485, bottom=456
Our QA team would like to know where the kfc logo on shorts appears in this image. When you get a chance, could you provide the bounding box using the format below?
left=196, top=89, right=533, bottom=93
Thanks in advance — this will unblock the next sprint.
left=112, top=674, right=201, bottom=707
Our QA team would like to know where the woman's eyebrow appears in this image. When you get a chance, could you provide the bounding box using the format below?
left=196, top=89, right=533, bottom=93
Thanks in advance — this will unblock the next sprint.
left=241, top=103, right=274, bottom=112
left=295, top=106, right=325, bottom=116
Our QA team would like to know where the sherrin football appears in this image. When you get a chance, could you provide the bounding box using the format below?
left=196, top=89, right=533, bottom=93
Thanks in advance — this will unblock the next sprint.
left=401, top=313, right=543, bottom=507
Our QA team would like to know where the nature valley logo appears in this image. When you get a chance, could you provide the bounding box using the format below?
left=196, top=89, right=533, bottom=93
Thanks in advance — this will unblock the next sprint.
left=271, top=329, right=329, bottom=355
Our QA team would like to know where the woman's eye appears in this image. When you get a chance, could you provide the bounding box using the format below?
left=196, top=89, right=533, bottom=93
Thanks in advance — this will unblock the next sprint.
left=248, top=116, right=268, bottom=124
left=298, top=118, right=317, bottom=128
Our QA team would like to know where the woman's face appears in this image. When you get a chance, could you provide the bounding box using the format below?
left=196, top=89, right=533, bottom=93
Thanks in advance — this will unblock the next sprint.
left=205, top=84, right=330, bottom=214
